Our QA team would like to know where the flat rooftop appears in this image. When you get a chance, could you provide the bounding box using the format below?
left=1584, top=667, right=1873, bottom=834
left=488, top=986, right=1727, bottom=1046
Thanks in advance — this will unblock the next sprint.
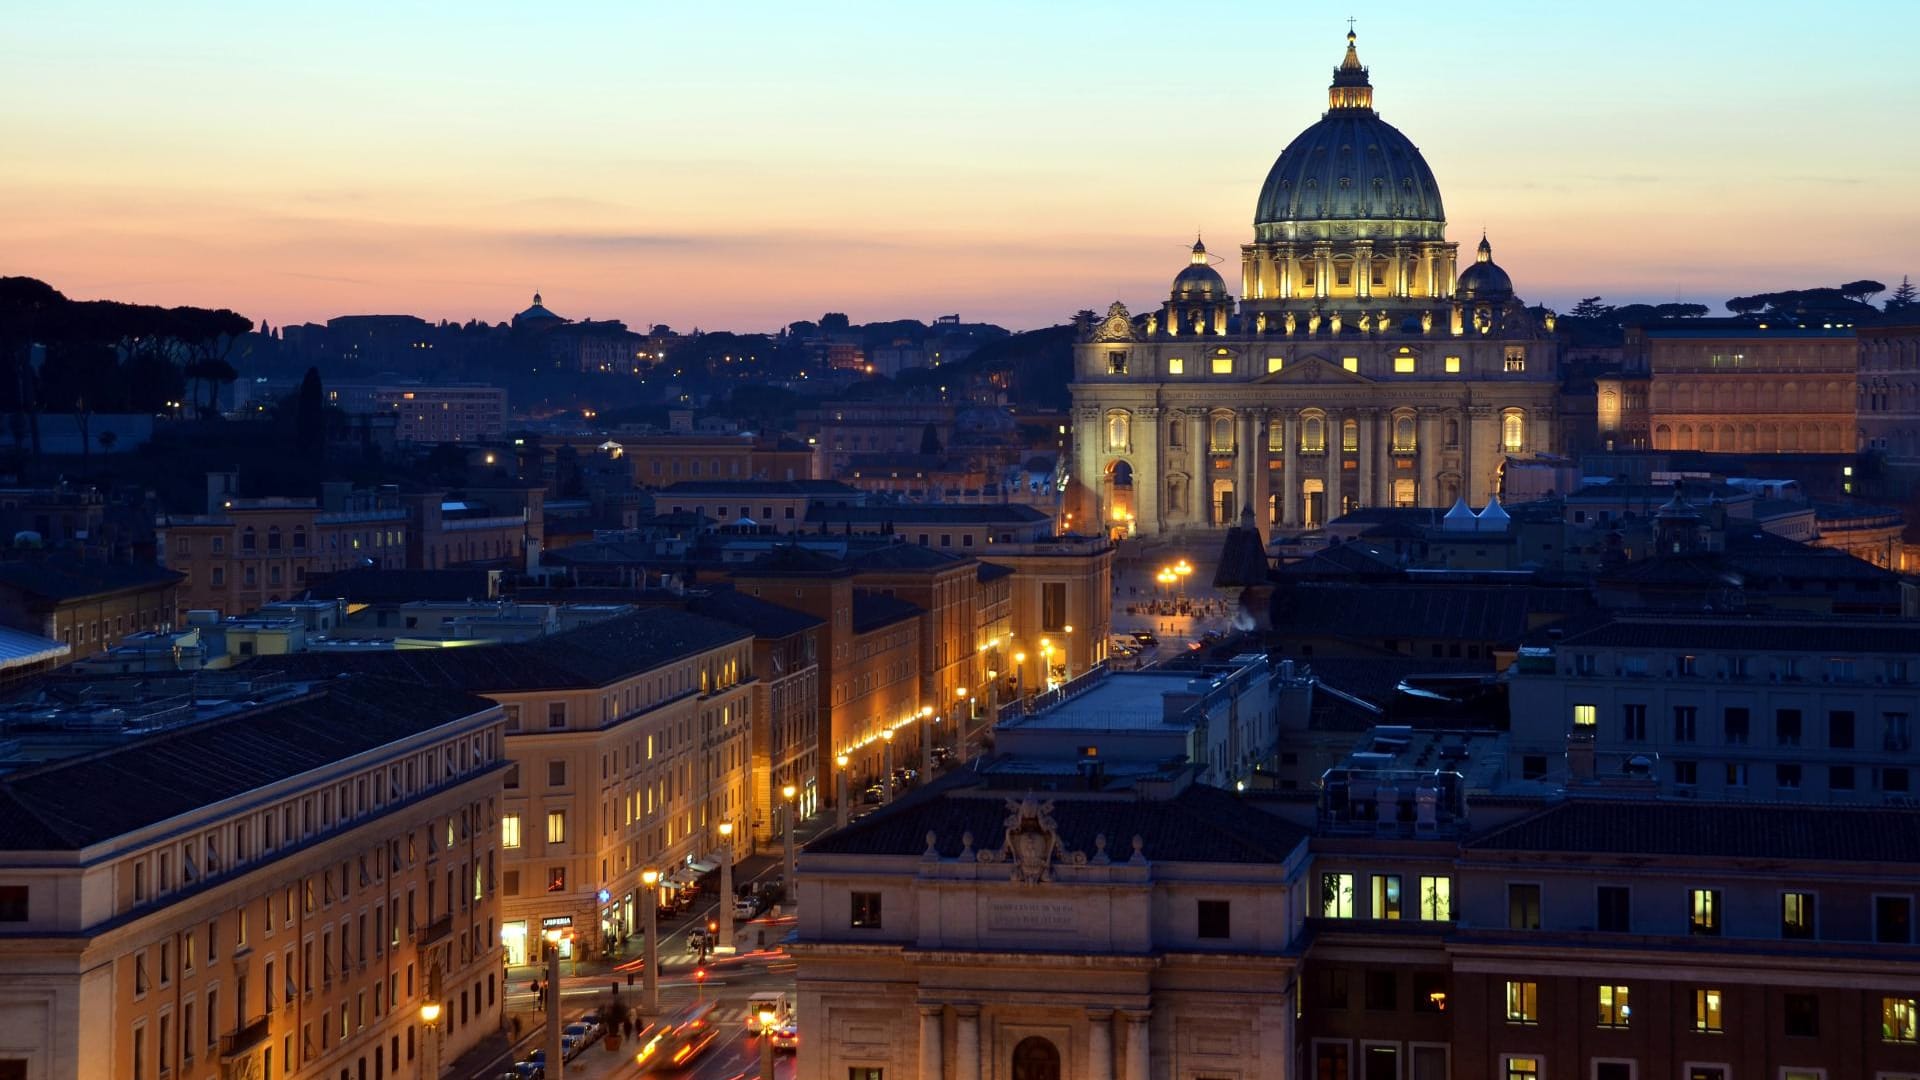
left=998, top=672, right=1199, bottom=732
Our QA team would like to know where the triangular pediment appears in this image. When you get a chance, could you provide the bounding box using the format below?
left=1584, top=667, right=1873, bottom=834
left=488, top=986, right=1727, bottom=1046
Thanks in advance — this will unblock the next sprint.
left=1256, top=354, right=1372, bottom=385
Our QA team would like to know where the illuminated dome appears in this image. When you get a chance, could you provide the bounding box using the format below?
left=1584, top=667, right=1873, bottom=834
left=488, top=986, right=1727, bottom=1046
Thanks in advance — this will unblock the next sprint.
left=1455, top=235, right=1515, bottom=300
left=1171, top=236, right=1228, bottom=300
left=1253, top=31, right=1446, bottom=243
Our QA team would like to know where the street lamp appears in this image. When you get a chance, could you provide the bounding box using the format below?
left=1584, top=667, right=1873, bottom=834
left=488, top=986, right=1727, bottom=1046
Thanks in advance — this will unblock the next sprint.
left=540, top=930, right=564, bottom=1076
left=640, top=868, right=660, bottom=1015
left=1013, top=652, right=1027, bottom=712
left=881, top=729, right=896, bottom=803
left=757, top=1006, right=780, bottom=1080
left=781, top=784, right=799, bottom=905
left=834, top=753, right=850, bottom=830
left=1063, top=625, right=1075, bottom=682
left=418, top=999, right=442, bottom=1080
left=717, top=821, right=736, bottom=956
left=920, top=704, right=935, bottom=778
left=952, top=686, right=968, bottom=765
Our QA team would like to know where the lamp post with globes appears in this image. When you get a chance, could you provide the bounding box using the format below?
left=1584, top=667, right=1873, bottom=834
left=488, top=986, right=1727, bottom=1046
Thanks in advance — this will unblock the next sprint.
left=717, top=821, right=736, bottom=956
left=640, top=868, right=660, bottom=1015
left=1013, top=651, right=1027, bottom=713
left=952, top=687, right=968, bottom=766
left=781, top=783, right=799, bottom=903
left=834, top=753, right=850, bottom=830
left=919, top=704, right=935, bottom=778
left=418, top=998, right=442, bottom=1080
left=1063, top=624, right=1075, bottom=682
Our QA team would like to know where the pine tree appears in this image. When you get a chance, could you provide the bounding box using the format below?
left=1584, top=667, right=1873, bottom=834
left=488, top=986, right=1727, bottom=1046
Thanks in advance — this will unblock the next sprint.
left=295, top=367, right=325, bottom=455
left=1886, top=275, right=1918, bottom=315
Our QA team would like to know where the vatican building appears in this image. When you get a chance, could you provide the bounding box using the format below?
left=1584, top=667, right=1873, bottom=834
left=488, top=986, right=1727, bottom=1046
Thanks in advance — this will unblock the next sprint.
left=1070, top=30, right=1560, bottom=539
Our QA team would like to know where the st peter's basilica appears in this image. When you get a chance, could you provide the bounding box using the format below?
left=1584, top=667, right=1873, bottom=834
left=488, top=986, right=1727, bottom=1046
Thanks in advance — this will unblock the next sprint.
left=1069, top=30, right=1561, bottom=539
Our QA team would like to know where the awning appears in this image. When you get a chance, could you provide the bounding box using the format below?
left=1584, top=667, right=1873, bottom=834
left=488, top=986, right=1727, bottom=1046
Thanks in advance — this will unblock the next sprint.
left=686, top=858, right=718, bottom=876
left=666, top=867, right=698, bottom=886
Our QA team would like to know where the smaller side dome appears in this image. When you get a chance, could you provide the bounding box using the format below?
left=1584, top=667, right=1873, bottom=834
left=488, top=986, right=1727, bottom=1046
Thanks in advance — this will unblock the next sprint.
left=1456, top=233, right=1515, bottom=301
left=1171, top=236, right=1228, bottom=300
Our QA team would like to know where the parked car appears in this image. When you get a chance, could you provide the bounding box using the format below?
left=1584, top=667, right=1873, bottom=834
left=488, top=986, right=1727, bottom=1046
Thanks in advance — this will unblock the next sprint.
left=734, top=896, right=761, bottom=920
left=503, top=1065, right=544, bottom=1080
left=861, top=784, right=885, bottom=805
left=1130, top=631, right=1159, bottom=647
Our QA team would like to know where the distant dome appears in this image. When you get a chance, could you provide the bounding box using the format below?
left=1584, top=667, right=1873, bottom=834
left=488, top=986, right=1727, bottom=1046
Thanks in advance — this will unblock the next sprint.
left=513, top=292, right=566, bottom=327
left=1456, top=235, right=1514, bottom=301
left=1171, top=237, right=1228, bottom=300
left=1253, top=31, right=1446, bottom=242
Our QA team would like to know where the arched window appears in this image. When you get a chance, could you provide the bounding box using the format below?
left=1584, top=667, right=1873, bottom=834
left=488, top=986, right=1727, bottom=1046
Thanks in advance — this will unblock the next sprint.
left=241, top=527, right=256, bottom=552
left=293, top=528, right=307, bottom=551
left=1445, top=418, right=1460, bottom=447
left=1105, top=410, right=1131, bottom=453
left=1300, top=414, right=1326, bottom=453
left=1393, top=415, right=1416, bottom=452
left=1210, top=413, right=1235, bottom=452
left=1501, top=410, right=1525, bottom=452
left=1341, top=418, right=1359, bottom=452
left=267, top=526, right=282, bottom=552
left=1011, top=1037, right=1061, bottom=1080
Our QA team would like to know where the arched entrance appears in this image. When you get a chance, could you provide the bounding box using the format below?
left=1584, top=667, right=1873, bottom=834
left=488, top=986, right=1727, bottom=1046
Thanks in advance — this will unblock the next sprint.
left=1011, top=1036, right=1062, bottom=1080
left=1105, top=460, right=1135, bottom=536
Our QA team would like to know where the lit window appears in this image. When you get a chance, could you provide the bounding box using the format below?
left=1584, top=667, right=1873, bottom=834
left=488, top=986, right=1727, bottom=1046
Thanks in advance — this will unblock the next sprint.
left=1502, top=411, right=1525, bottom=452
left=545, top=810, right=566, bottom=845
left=1105, top=411, right=1130, bottom=453
left=1418, top=876, right=1452, bottom=920
left=1693, top=987, right=1724, bottom=1033
left=500, top=815, right=520, bottom=849
left=1301, top=416, right=1326, bottom=453
left=1505, top=980, right=1539, bottom=1024
left=1167, top=357, right=1186, bottom=375
left=1884, top=996, right=1918, bottom=1043
left=1394, top=354, right=1416, bottom=374
left=1342, top=357, right=1359, bottom=373
left=1267, top=357, right=1285, bottom=373
left=1598, top=984, right=1631, bottom=1028
left=1503, top=1056, right=1540, bottom=1080
left=1320, top=872, right=1355, bottom=918
left=1690, top=889, right=1722, bottom=936
left=1371, top=875, right=1402, bottom=920
left=1504, top=347, right=1527, bottom=372
left=1573, top=704, right=1597, bottom=728
left=1782, top=892, right=1815, bottom=938
left=1211, top=354, right=1233, bottom=375
left=1445, top=355, right=1462, bottom=373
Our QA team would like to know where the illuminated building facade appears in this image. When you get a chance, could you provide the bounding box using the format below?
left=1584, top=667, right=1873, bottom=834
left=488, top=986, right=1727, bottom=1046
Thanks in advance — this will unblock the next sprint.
left=1069, top=31, right=1560, bottom=539
left=1635, top=323, right=1858, bottom=454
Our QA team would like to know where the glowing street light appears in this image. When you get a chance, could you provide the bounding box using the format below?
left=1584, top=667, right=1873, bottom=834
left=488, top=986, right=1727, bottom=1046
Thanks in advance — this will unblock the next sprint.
left=835, top=753, right=851, bottom=830
left=640, top=867, right=661, bottom=1014
left=717, top=821, right=736, bottom=956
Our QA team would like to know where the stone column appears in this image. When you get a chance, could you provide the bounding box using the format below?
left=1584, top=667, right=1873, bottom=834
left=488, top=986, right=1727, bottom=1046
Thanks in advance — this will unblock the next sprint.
left=1282, top=414, right=1299, bottom=527
left=1075, top=407, right=1101, bottom=529
left=1251, top=410, right=1272, bottom=536
left=1324, top=410, right=1342, bottom=522
left=1237, top=411, right=1256, bottom=517
left=1468, top=405, right=1497, bottom=505
left=1356, top=408, right=1373, bottom=509
left=1123, top=1010, right=1151, bottom=1080
left=920, top=1005, right=945, bottom=1080
left=1136, top=407, right=1161, bottom=537
left=954, top=1005, right=981, bottom=1080
left=1376, top=411, right=1393, bottom=507
left=1417, top=410, right=1441, bottom=507
left=1189, top=409, right=1208, bottom=527
left=1087, top=1009, right=1115, bottom=1080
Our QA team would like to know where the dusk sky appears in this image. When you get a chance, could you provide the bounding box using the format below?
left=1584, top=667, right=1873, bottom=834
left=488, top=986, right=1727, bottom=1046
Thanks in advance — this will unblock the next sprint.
left=5, top=0, right=1916, bottom=332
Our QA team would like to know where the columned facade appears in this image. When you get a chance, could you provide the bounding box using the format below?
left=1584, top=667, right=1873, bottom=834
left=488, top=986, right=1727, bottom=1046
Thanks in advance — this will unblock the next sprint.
left=1068, top=31, right=1559, bottom=541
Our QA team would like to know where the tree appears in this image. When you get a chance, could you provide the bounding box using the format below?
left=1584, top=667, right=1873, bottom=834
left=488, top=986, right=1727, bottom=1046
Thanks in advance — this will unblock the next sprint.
left=919, top=422, right=942, bottom=455
left=1840, top=279, right=1887, bottom=305
left=295, top=367, right=325, bottom=456
left=97, top=430, right=117, bottom=454
left=1887, top=275, right=1918, bottom=315
left=1569, top=296, right=1613, bottom=320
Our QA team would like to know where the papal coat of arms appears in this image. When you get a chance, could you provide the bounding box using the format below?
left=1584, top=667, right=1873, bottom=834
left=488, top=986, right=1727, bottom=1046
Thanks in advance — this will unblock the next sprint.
left=998, top=795, right=1062, bottom=884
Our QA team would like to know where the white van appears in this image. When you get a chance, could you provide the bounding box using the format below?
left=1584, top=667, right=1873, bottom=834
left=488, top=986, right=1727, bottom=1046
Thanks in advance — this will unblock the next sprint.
left=746, top=991, right=793, bottom=1030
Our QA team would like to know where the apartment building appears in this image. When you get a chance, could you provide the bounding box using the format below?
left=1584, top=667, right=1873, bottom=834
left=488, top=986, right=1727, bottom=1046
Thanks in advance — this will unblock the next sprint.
left=0, top=559, right=181, bottom=664
left=159, top=497, right=408, bottom=621
left=0, top=675, right=507, bottom=1080
left=254, top=609, right=756, bottom=964
left=325, top=383, right=508, bottom=444
left=1509, top=611, right=1920, bottom=802
left=984, top=534, right=1116, bottom=694
left=803, top=503, right=1055, bottom=553
left=657, top=480, right=865, bottom=532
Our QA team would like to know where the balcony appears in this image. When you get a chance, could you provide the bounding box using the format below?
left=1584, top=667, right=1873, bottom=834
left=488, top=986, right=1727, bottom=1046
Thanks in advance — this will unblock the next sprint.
left=415, top=912, right=453, bottom=948
left=219, top=1014, right=270, bottom=1061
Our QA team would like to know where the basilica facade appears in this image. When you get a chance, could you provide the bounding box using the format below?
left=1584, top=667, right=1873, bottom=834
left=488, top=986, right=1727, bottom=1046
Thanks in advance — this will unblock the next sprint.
left=1069, top=32, right=1560, bottom=539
